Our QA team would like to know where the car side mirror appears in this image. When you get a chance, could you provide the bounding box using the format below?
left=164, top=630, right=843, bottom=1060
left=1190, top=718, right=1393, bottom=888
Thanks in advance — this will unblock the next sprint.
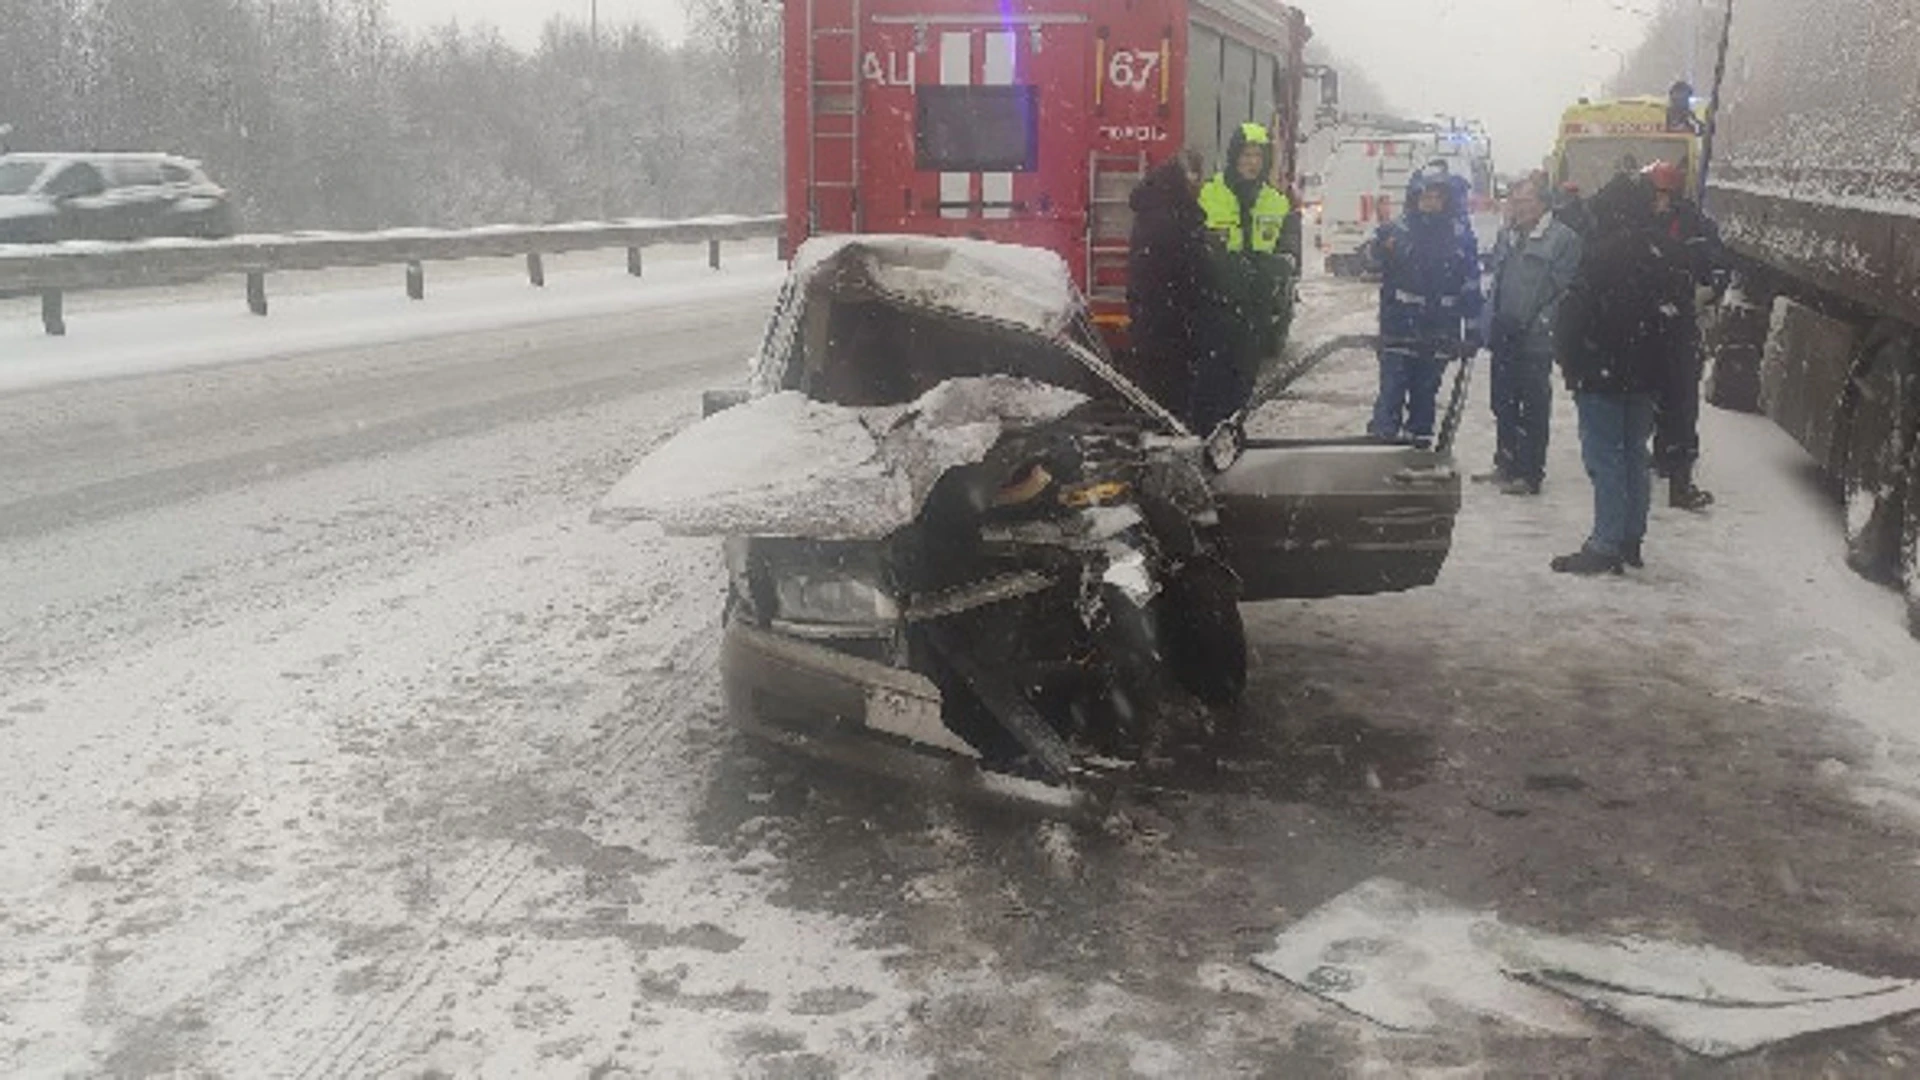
left=1205, top=418, right=1244, bottom=473
left=702, top=388, right=751, bottom=418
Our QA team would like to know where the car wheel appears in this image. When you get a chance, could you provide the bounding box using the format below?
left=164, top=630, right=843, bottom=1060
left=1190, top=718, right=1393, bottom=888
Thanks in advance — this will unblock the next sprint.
left=1841, top=328, right=1917, bottom=584
left=1160, top=554, right=1247, bottom=707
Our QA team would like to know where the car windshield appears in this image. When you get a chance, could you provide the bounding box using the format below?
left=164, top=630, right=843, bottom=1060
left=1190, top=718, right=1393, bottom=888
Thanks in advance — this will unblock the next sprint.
left=0, top=160, right=48, bottom=196
left=807, top=296, right=1111, bottom=408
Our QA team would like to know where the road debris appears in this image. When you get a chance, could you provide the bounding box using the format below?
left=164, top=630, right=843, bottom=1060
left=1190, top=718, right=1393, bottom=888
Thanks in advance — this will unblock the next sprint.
left=1254, top=877, right=1920, bottom=1057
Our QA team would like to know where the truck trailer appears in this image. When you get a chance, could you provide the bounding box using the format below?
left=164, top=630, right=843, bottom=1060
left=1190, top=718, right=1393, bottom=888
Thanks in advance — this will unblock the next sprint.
left=1702, top=0, right=1920, bottom=636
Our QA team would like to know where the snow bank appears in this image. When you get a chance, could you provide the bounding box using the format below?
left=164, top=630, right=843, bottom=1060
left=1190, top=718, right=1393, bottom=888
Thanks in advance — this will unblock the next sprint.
left=599, top=375, right=1088, bottom=539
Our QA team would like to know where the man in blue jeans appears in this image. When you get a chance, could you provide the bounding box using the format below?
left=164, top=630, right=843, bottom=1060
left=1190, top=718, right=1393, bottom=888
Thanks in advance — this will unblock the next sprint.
left=1551, top=172, right=1672, bottom=574
left=1480, top=173, right=1582, bottom=495
left=1370, top=168, right=1482, bottom=444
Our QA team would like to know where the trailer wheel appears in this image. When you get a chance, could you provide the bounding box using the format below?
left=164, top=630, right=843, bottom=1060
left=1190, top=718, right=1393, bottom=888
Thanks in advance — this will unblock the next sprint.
left=1839, top=328, right=1918, bottom=584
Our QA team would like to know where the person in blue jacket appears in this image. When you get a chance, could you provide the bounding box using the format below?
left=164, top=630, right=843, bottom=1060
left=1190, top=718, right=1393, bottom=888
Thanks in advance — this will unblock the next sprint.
left=1369, top=168, right=1484, bottom=444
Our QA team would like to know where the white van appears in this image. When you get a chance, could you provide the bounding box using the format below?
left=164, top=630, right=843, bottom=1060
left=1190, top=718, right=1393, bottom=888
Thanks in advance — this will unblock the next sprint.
left=1316, top=134, right=1431, bottom=277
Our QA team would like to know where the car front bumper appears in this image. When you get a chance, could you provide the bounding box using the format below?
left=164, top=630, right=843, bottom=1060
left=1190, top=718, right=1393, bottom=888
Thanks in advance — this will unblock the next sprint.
left=720, top=619, right=1094, bottom=812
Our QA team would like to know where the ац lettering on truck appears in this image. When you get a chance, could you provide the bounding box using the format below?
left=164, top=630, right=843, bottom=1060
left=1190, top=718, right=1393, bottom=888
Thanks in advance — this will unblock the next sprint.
left=1699, top=0, right=1920, bottom=637
left=782, top=0, right=1332, bottom=349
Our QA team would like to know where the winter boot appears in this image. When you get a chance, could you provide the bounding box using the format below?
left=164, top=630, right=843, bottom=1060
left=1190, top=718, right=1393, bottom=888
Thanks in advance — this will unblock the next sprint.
left=1551, top=548, right=1625, bottom=576
left=1669, top=465, right=1714, bottom=511
left=1622, top=540, right=1644, bottom=568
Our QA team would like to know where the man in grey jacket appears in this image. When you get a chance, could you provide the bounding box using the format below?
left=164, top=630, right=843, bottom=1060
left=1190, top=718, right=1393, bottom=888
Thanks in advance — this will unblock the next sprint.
left=1478, top=174, right=1583, bottom=495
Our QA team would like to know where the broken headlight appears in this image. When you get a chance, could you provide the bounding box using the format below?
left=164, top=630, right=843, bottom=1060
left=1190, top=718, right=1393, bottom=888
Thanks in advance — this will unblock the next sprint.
left=773, top=572, right=901, bottom=627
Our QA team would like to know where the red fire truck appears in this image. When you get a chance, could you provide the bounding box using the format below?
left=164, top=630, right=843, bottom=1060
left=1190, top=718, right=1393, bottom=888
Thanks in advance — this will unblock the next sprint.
left=781, top=0, right=1332, bottom=345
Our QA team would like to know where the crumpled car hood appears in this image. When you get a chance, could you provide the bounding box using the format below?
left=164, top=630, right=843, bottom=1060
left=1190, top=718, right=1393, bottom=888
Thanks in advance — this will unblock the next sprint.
left=598, top=376, right=1090, bottom=540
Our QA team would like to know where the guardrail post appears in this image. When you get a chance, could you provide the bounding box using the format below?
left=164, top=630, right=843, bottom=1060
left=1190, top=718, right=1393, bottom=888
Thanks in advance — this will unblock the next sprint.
left=406, top=261, right=425, bottom=301
left=710, top=240, right=723, bottom=270
left=526, top=253, right=546, bottom=288
left=246, top=272, right=268, bottom=316
left=627, top=247, right=643, bottom=278
left=41, top=291, right=65, bottom=337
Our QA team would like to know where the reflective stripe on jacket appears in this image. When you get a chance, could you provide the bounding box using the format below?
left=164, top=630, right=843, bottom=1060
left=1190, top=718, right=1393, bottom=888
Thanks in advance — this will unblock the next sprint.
left=1198, top=176, right=1292, bottom=253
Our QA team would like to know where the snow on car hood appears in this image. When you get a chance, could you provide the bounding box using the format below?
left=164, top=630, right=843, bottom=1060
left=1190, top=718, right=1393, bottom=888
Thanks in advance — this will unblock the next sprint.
left=598, top=375, right=1089, bottom=540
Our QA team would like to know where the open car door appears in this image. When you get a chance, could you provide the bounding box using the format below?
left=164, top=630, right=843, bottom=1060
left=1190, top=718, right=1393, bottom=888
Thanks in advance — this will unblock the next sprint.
left=1210, top=436, right=1461, bottom=600
left=1203, top=334, right=1466, bottom=601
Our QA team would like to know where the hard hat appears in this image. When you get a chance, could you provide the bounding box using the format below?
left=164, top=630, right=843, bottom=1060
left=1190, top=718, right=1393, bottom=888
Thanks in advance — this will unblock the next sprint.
left=1641, top=160, right=1685, bottom=193
left=1238, top=122, right=1272, bottom=146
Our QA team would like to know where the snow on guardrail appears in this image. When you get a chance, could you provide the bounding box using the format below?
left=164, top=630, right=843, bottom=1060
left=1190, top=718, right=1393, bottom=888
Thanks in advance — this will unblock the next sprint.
left=0, top=213, right=784, bottom=336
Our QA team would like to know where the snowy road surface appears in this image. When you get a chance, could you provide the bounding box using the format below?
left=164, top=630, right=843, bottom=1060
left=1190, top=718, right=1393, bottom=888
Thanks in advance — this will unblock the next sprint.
left=5, top=272, right=1920, bottom=1076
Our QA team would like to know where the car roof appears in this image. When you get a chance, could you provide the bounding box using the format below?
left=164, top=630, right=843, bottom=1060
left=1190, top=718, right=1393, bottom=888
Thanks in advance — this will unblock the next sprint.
left=789, top=235, right=1082, bottom=338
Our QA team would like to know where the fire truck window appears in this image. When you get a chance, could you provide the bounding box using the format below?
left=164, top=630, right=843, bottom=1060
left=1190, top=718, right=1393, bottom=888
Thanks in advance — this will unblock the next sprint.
left=1253, top=53, right=1277, bottom=138
left=1185, top=25, right=1225, bottom=168
left=1221, top=40, right=1256, bottom=139
left=915, top=86, right=1039, bottom=175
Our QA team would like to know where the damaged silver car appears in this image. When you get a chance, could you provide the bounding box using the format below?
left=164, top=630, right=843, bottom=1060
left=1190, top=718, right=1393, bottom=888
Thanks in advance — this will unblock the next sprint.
left=601, top=236, right=1461, bottom=811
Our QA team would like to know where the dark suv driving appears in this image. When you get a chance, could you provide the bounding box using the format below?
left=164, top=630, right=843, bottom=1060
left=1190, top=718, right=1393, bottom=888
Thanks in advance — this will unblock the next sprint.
left=0, top=152, right=236, bottom=243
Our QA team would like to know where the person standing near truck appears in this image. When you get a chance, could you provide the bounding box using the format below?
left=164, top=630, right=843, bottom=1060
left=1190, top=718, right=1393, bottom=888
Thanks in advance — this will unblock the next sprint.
left=1551, top=172, right=1669, bottom=575
left=1642, top=159, right=1726, bottom=511
left=1479, top=173, right=1583, bottom=495
left=1127, top=150, right=1225, bottom=419
left=1192, top=122, right=1297, bottom=433
left=1369, top=168, right=1484, bottom=445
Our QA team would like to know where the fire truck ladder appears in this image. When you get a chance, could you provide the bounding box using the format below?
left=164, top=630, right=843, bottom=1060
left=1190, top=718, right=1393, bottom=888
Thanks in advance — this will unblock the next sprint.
left=1087, top=150, right=1150, bottom=313
left=805, top=0, right=864, bottom=235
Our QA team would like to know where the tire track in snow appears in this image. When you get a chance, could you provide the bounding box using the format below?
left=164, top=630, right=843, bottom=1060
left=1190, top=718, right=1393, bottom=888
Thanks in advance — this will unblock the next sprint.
left=285, top=539, right=727, bottom=1080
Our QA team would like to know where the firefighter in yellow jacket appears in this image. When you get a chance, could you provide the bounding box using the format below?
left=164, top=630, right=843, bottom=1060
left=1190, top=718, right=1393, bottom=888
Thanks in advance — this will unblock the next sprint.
left=1192, top=122, right=1300, bottom=431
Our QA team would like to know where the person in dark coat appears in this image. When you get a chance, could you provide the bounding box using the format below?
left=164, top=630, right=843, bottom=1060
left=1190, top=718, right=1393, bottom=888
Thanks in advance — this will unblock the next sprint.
left=1553, top=180, right=1595, bottom=240
left=1127, top=151, right=1220, bottom=419
left=1642, top=159, right=1727, bottom=510
left=1369, top=167, right=1484, bottom=445
left=1551, top=172, right=1670, bottom=574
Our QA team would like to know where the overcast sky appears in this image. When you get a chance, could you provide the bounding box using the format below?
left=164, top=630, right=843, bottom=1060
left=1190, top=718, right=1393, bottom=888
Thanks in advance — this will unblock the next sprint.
left=1295, top=0, right=1672, bottom=169
left=384, top=0, right=1672, bottom=169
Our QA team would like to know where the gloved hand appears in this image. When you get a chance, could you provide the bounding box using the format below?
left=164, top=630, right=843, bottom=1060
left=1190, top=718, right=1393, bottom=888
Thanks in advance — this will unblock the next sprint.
left=1693, top=284, right=1717, bottom=312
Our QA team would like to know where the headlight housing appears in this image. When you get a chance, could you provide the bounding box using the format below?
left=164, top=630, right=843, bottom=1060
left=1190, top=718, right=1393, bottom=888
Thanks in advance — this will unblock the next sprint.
left=773, top=571, right=900, bottom=627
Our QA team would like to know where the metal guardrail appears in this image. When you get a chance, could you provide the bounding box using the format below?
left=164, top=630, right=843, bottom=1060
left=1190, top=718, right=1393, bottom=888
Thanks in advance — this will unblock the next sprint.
left=0, top=213, right=784, bottom=335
